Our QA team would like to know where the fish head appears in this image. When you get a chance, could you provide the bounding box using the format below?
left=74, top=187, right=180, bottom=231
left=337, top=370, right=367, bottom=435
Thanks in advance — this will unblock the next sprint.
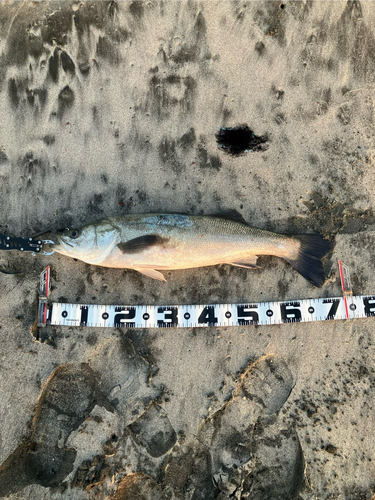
left=52, top=225, right=98, bottom=259
left=52, top=220, right=119, bottom=263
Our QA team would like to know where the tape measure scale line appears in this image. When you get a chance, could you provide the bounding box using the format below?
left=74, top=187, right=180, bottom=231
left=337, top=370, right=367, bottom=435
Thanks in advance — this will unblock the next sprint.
left=39, top=295, right=375, bottom=329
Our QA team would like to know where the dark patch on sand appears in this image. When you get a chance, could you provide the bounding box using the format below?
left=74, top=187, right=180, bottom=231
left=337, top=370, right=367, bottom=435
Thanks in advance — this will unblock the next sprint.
left=255, top=40, right=266, bottom=55
left=97, top=36, right=120, bottom=64
left=0, top=151, right=9, bottom=164
left=57, top=85, right=75, bottom=119
left=61, top=50, right=75, bottom=74
left=216, top=125, right=269, bottom=155
left=17, top=150, right=48, bottom=184
left=179, top=127, right=196, bottom=149
left=43, top=134, right=56, bottom=146
left=278, top=278, right=290, bottom=300
left=253, top=2, right=287, bottom=45
left=158, top=129, right=196, bottom=173
left=337, top=103, right=353, bottom=125
left=148, top=74, right=197, bottom=118
left=86, top=331, right=98, bottom=346
left=336, top=0, right=375, bottom=81
left=8, top=78, right=19, bottom=108
left=48, top=47, right=60, bottom=82
left=158, top=137, right=184, bottom=174
left=171, top=11, right=211, bottom=64
left=197, top=142, right=221, bottom=171
left=275, top=111, right=287, bottom=124
left=129, top=1, right=145, bottom=20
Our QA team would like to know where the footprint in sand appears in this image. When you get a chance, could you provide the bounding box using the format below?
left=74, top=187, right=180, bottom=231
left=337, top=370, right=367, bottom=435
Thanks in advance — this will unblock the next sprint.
left=0, top=363, right=112, bottom=496
left=108, top=355, right=305, bottom=500
left=193, top=355, right=305, bottom=499
left=0, top=352, right=305, bottom=499
left=89, top=337, right=178, bottom=458
left=197, top=356, right=294, bottom=466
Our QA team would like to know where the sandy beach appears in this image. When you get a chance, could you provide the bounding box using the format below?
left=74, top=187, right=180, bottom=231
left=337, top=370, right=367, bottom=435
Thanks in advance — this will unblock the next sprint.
left=0, top=1, right=374, bottom=498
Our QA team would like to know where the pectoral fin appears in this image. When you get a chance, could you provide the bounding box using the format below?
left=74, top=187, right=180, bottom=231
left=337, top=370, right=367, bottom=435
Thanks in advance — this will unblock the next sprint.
left=117, top=235, right=168, bottom=254
left=135, top=268, right=167, bottom=281
left=228, top=256, right=259, bottom=269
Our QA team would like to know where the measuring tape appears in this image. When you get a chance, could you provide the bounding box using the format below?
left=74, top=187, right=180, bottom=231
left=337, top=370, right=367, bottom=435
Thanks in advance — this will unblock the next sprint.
left=37, top=262, right=375, bottom=329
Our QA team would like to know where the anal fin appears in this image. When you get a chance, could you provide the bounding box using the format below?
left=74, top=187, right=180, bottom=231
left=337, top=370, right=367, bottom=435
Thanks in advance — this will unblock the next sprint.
left=135, top=268, right=167, bottom=282
left=227, top=256, right=259, bottom=269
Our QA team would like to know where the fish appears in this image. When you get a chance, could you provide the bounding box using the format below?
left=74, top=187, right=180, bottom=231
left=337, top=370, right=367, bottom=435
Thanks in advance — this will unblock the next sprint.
left=51, top=210, right=335, bottom=287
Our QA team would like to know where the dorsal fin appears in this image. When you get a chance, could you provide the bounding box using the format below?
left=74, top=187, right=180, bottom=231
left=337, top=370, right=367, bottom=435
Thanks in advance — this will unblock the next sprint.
left=210, top=209, right=249, bottom=226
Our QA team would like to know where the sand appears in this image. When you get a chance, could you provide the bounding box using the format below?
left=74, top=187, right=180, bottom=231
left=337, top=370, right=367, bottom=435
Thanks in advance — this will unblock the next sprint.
left=0, top=1, right=374, bottom=498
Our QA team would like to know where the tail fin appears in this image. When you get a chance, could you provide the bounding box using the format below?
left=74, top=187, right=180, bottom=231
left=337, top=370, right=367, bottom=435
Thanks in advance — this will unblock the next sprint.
left=285, top=234, right=335, bottom=287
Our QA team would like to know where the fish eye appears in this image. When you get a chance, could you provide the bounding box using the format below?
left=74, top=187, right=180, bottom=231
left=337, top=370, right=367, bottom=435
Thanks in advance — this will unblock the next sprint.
left=70, top=229, right=80, bottom=239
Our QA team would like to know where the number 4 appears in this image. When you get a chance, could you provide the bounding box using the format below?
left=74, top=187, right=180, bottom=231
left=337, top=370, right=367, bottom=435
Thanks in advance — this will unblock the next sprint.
left=198, top=306, right=218, bottom=326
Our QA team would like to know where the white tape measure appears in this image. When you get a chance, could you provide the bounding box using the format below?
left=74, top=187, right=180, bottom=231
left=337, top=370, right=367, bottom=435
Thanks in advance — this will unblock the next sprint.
left=37, top=263, right=375, bottom=329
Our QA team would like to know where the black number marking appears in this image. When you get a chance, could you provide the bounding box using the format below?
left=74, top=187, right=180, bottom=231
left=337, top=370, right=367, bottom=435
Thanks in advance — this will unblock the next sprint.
left=198, top=306, right=218, bottom=326
left=280, top=302, right=301, bottom=323
left=323, top=299, right=340, bottom=320
left=114, top=307, right=136, bottom=327
left=363, top=296, right=375, bottom=317
left=237, top=305, right=259, bottom=325
left=157, top=307, right=178, bottom=327
left=80, top=306, right=88, bottom=325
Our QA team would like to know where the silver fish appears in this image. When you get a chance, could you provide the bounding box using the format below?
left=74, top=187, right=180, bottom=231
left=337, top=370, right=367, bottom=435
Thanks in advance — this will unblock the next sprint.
left=52, top=210, right=334, bottom=287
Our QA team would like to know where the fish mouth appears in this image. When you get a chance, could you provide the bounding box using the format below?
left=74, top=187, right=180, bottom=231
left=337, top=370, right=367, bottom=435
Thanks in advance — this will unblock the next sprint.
left=53, top=235, right=76, bottom=252
left=62, top=240, right=74, bottom=248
